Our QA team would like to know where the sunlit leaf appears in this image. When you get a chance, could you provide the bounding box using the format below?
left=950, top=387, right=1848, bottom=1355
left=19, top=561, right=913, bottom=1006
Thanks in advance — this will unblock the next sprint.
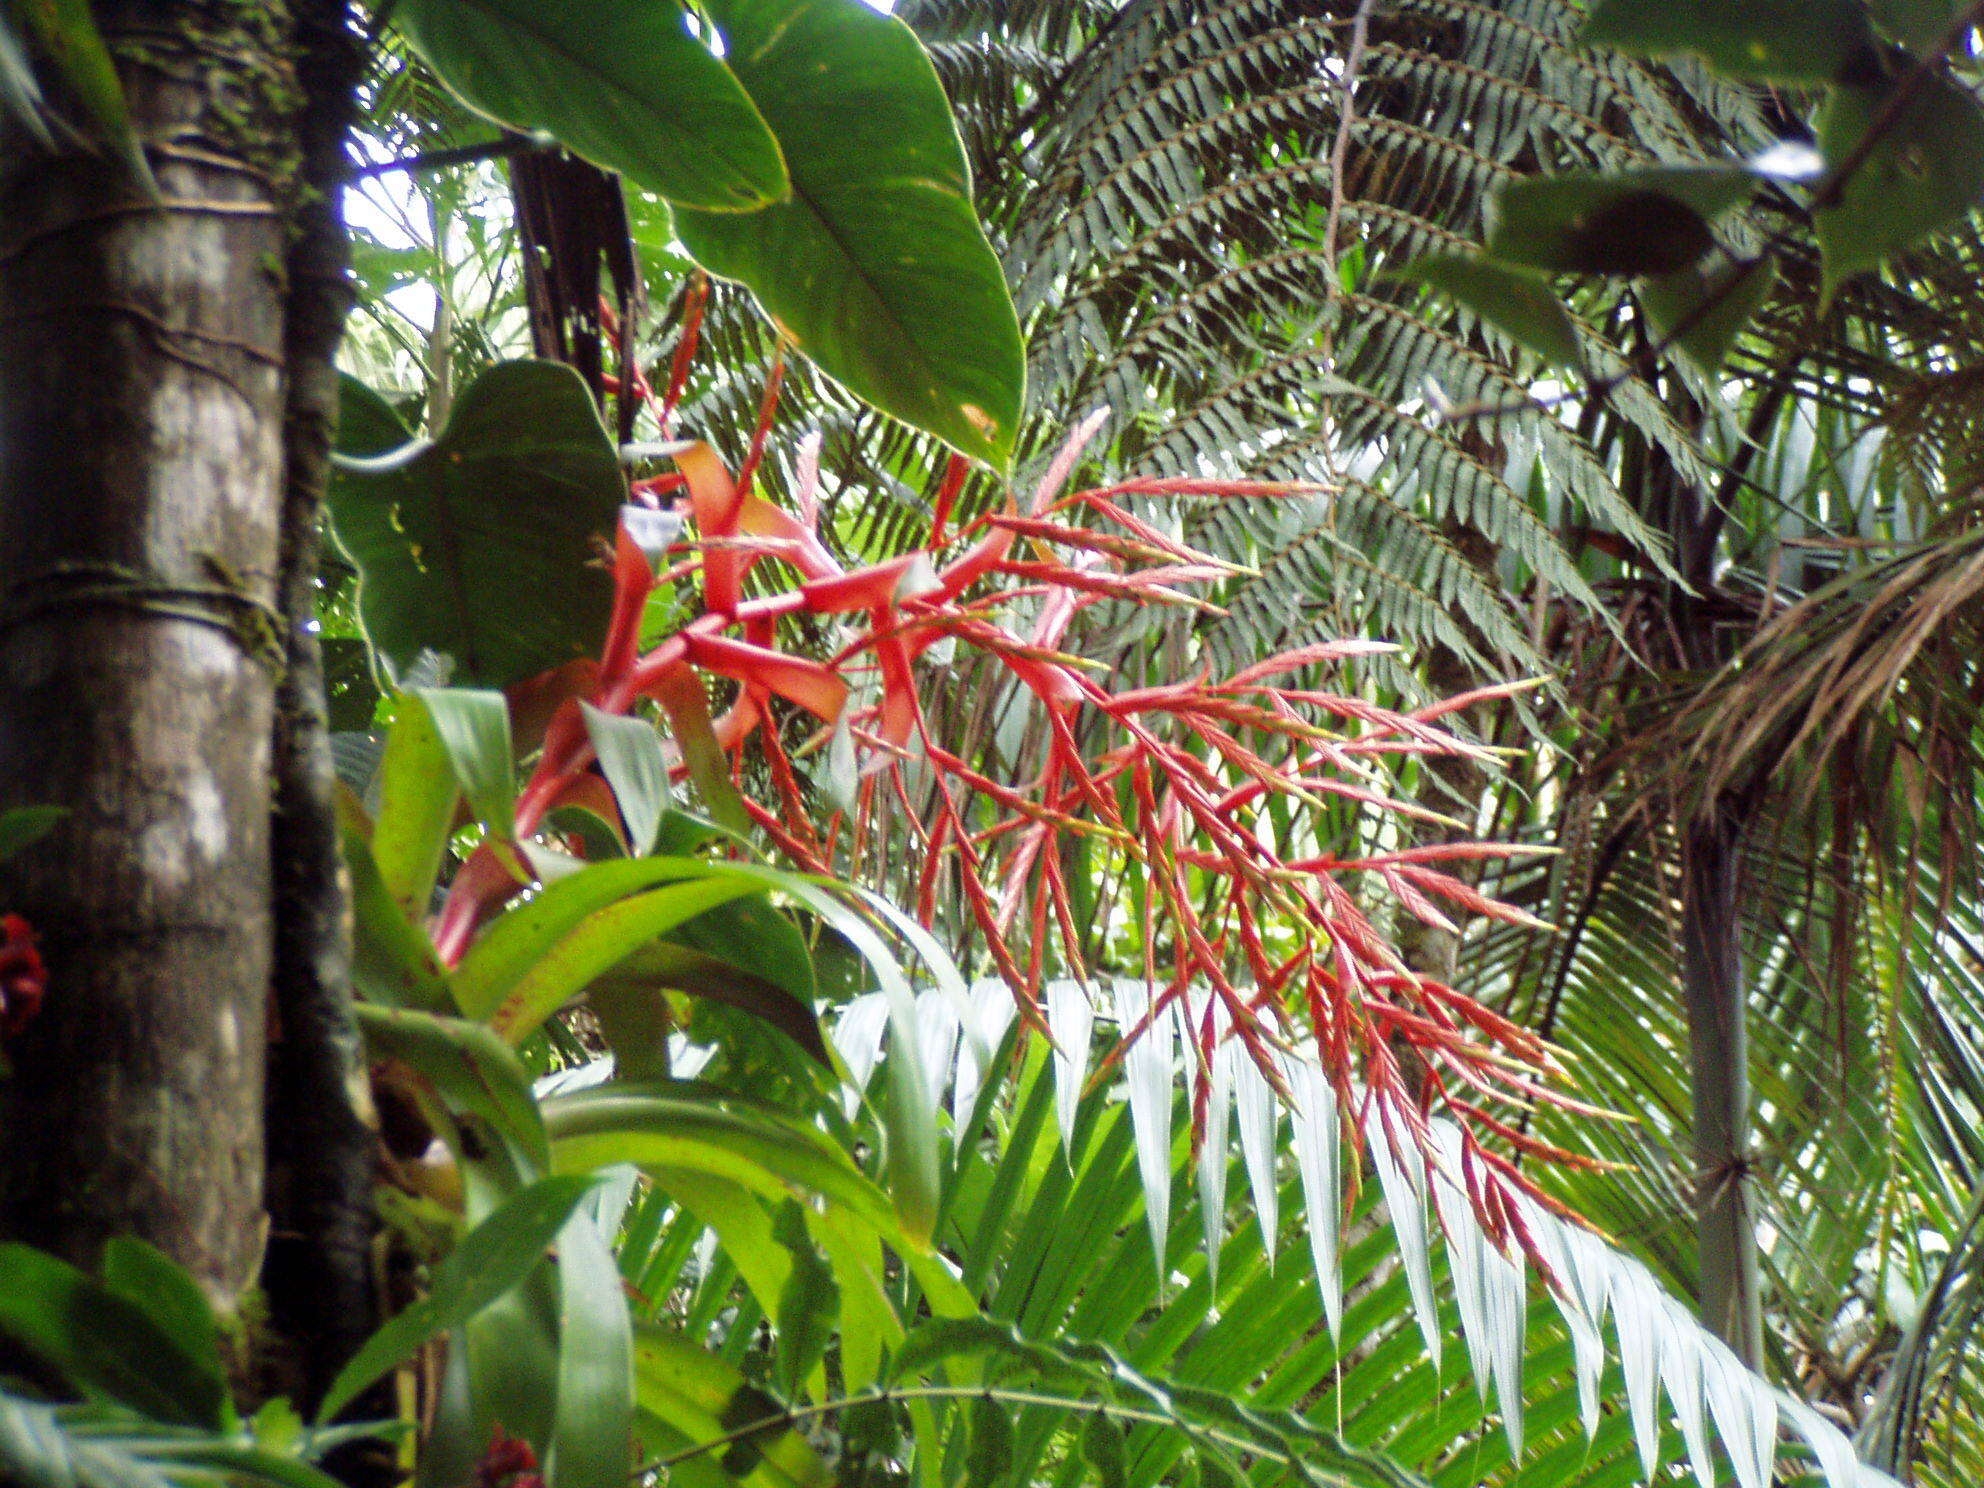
left=389, top=0, right=786, bottom=211
left=673, top=0, right=1025, bottom=467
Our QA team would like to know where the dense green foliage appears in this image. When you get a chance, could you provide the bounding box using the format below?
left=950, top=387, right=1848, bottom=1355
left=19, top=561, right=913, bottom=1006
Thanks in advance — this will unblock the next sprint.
left=4, top=1, right=1984, bottom=1487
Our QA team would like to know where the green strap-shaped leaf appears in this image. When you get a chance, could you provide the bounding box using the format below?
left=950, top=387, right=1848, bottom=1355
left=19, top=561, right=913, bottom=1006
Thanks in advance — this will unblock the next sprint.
left=94, top=1241, right=228, bottom=1428
left=410, top=688, right=516, bottom=843
left=587, top=941, right=829, bottom=1066
left=355, top=1004, right=550, bottom=1179
left=673, top=0, right=1025, bottom=468
left=328, top=363, right=624, bottom=689
left=337, top=789, right=454, bottom=1013
left=6, top=0, right=155, bottom=192
left=1398, top=255, right=1584, bottom=372
left=1581, top=0, right=1874, bottom=84
left=0, top=1246, right=227, bottom=1429
left=369, top=696, right=459, bottom=926
left=388, top=0, right=786, bottom=212
left=549, top=1207, right=635, bottom=1488
left=579, top=703, right=671, bottom=856
left=318, top=1174, right=600, bottom=1424
left=1816, top=74, right=1984, bottom=300
left=632, top=1326, right=834, bottom=1488
left=450, top=856, right=741, bottom=1019
left=543, top=1084, right=898, bottom=1230
left=485, top=878, right=764, bottom=1044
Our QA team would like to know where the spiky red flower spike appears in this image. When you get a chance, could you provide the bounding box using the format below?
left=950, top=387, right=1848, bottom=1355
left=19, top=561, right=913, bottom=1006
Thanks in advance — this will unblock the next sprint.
left=426, top=376, right=1588, bottom=1266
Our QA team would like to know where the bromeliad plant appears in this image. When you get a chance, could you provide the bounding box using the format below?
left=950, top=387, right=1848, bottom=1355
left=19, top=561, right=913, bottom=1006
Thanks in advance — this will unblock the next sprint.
left=351, top=336, right=1586, bottom=1266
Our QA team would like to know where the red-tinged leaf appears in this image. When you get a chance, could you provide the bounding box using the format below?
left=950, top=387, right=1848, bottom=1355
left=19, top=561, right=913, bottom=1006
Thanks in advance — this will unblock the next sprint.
left=929, top=521, right=1017, bottom=604
left=869, top=605, right=921, bottom=752
left=1222, top=639, right=1400, bottom=689
left=733, top=492, right=840, bottom=581
left=734, top=347, right=785, bottom=499
left=675, top=441, right=745, bottom=614
left=1396, top=864, right=1555, bottom=931
left=507, top=658, right=600, bottom=757
left=601, top=524, right=660, bottom=686
left=657, top=273, right=708, bottom=436
left=1380, top=867, right=1460, bottom=935
left=929, top=453, right=968, bottom=544
left=800, top=555, right=922, bottom=614
left=681, top=632, right=848, bottom=722
left=1029, top=407, right=1111, bottom=514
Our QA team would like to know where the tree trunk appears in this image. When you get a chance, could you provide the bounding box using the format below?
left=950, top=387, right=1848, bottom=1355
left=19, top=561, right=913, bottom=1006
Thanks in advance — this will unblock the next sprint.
left=0, top=0, right=299, bottom=1306
left=264, top=0, right=385, bottom=1428
left=1681, top=807, right=1765, bottom=1367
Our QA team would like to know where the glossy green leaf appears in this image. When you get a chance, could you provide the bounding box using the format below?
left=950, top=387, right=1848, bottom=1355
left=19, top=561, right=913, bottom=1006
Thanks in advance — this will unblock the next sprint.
left=323, top=637, right=383, bottom=732
left=369, top=696, right=459, bottom=926
left=410, top=688, right=516, bottom=843
left=967, top=1396, right=1016, bottom=1488
left=0, top=1245, right=226, bottom=1428
left=580, top=703, right=671, bottom=856
left=1399, top=255, right=1583, bottom=370
left=1816, top=75, right=1984, bottom=299
left=669, top=893, right=816, bottom=1007
left=451, top=857, right=735, bottom=1019
left=631, top=1325, right=834, bottom=1488
left=1081, top=1412, right=1127, bottom=1488
left=769, top=1202, right=836, bottom=1399
left=486, top=879, right=763, bottom=1045
left=673, top=0, right=1025, bottom=468
left=318, top=1174, right=600, bottom=1423
left=94, top=1240, right=227, bottom=1425
left=6, top=0, right=155, bottom=191
left=550, top=1208, right=634, bottom=1488
left=355, top=1004, right=549, bottom=1180
left=337, top=791, right=453, bottom=1013
left=1486, top=165, right=1757, bottom=276
left=0, top=805, right=62, bottom=862
left=389, top=0, right=786, bottom=212
left=543, top=1085, right=898, bottom=1229
left=588, top=941, right=829, bottom=1065
left=1640, top=254, right=1777, bottom=372
left=328, top=363, right=624, bottom=689
left=1581, top=0, right=1874, bottom=83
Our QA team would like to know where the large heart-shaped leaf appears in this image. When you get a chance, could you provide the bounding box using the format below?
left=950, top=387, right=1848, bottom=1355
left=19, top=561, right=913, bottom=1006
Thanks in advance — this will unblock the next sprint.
left=328, top=363, right=624, bottom=689
left=672, top=0, right=1025, bottom=468
left=389, top=0, right=786, bottom=212
left=1816, top=75, right=1984, bottom=299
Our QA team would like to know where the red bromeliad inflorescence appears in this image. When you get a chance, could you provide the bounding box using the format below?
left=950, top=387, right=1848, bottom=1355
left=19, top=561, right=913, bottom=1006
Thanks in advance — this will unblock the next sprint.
left=432, top=297, right=1598, bottom=1263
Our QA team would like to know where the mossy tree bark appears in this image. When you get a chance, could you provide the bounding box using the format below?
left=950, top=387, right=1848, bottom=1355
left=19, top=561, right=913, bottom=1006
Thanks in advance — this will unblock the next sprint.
left=0, top=1, right=372, bottom=1371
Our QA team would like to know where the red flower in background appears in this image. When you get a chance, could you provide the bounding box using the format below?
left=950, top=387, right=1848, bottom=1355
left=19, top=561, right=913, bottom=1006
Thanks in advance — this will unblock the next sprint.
left=474, top=1428, right=542, bottom=1488
left=0, top=913, right=45, bottom=1038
